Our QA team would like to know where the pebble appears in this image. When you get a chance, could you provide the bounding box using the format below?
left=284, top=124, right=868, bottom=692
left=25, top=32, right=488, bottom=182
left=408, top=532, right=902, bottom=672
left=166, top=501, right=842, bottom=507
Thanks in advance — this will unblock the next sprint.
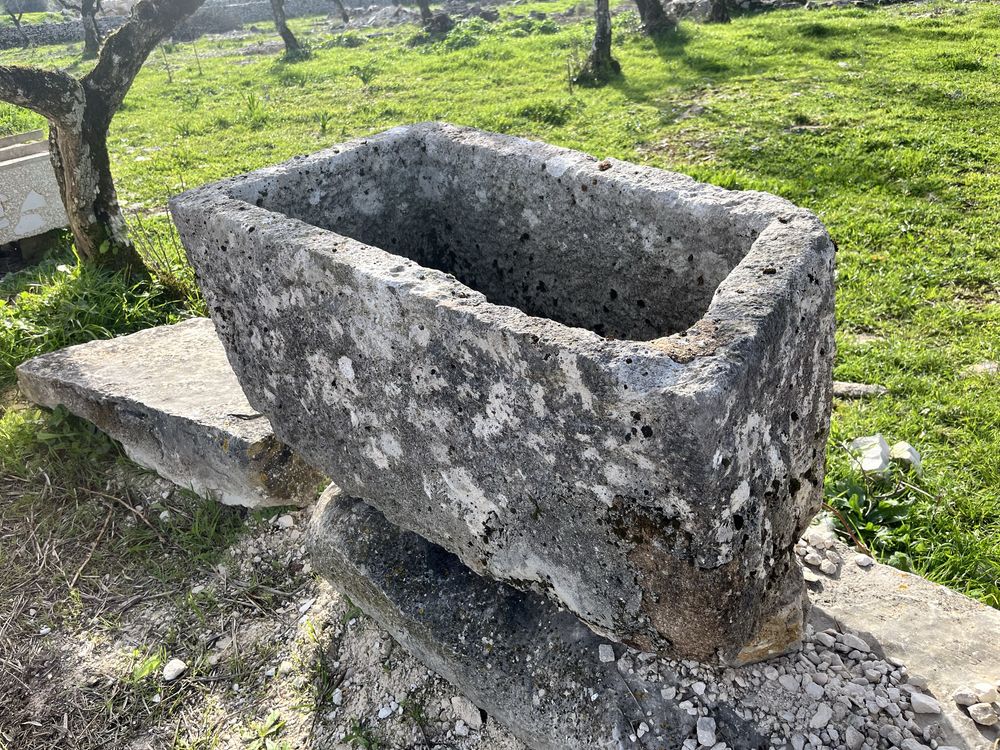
left=839, top=633, right=870, bottom=653
left=451, top=695, right=483, bottom=729
left=968, top=702, right=999, bottom=726
left=696, top=716, right=716, bottom=746
left=909, top=693, right=941, bottom=714
left=854, top=554, right=875, bottom=568
left=809, top=703, right=833, bottom=729
left=973, top=681, right=999, bottom=703
left=598, top=644, right=615, bottom=663
left=779, top=674, right=799, bottom=691
left=162, top=658, right=187, bottom=681
left=819, top=559, right=838, bottom=576
left=275, top=514, right=295, bottom=529
left=454, top=719, right=469, bottom=736
left=952, top=686, right=978, bottom=706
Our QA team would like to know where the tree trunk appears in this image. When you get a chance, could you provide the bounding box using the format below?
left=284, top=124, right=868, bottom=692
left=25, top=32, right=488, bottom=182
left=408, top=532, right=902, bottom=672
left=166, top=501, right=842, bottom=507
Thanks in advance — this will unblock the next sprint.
left=331, top=0, right=348, bottom=23
left=708, top=0, right=730, bottom=22
left=81, top=1, right=101, bottom=59
left=48, top=108, right=140, bottom=270
left=634, top=0, right=674, bottom=35
left=269, top=0, right=304, bottom=56
left=577, top=0, right=619, bottom=84
left=5, top=12, right=31, bottom=47
left=0, top=0, right=209, bottom=271
left=415, top=0, right=432, bottom=24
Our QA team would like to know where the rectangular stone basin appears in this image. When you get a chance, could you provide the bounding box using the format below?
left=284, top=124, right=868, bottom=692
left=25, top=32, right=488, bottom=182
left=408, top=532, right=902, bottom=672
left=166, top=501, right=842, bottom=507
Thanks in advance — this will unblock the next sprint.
left=0, top=130, right=68, bottom=245
left=171, top=123, right=836, bottom=663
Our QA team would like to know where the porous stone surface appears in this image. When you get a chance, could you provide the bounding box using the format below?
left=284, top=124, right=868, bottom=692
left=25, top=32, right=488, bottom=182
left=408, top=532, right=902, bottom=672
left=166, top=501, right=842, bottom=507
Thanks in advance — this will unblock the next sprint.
left=171, top=122, right=836, bottom=662
left=0, top=131, right=68, bottom=245
left=16, top=318, right=322, bottom=508
left=308, top=488, right=996, bottom=750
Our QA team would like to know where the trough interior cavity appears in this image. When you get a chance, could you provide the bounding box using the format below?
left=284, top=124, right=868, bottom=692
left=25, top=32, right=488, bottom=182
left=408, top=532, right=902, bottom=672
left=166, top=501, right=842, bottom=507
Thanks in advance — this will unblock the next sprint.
left=246, top=132, right=758, bottom=341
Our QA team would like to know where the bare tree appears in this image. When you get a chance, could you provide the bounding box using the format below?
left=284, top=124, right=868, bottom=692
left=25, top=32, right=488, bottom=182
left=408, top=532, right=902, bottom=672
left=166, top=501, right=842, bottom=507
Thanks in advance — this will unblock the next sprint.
left=269, top=0, right=307, bottom=58
left=708, top=0, right=730, bottom=22
left=0, top=0, right=207, bottom=271
left=414, top=0, right=432, bottom=24
left=576, top=0, right=619, bottom=85
left=634, top=0, right=674, bottom=35
left=55, top=0, right=103, bottom=59
left=1, top=0, right=32, bottom=47
left=330, top=0, right=348, bottom=24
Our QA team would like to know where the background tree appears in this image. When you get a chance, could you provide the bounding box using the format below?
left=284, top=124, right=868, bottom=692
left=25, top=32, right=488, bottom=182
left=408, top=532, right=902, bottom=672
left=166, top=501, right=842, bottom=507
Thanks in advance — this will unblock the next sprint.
left=708, top=0, right=730, bottom=22
left=269, top=0, right=307, bottom=58
left=55, top=0, right=103, bottom=59
left=330, top=0, right=349, bottom=24
left=1, top=0, right=32, bottom=47
left=575, top=0, right=619, bottom=85
left=0, top=0, right=207, bottom=271
left=634, top=0, right=674, bottom=35
left=415, top=0, right=432, bottom=25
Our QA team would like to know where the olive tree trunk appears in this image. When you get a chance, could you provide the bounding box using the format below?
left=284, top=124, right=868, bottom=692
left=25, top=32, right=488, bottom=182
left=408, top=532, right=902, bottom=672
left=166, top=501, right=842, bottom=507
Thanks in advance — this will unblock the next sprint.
left=415, top=0, right=432, bottom=23
left=270, top=0, right=305, bottom=56
left=0, top=0, right=207, bottom=271
left=81, top=0, right=101, bottom=59
left=634, top=0, right=674, bottom=34
left=577, top=0, right=619, bottom=84
left=55, top=0, right=104, bottom=59
left=330, top=0, right=349, bottom=24
left=708, top=0, right=730, bottom=22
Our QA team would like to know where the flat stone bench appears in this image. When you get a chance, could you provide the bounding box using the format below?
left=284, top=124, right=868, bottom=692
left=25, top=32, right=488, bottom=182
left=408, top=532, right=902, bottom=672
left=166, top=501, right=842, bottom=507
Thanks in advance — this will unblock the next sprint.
left=16, top=318, right=322, bottom=508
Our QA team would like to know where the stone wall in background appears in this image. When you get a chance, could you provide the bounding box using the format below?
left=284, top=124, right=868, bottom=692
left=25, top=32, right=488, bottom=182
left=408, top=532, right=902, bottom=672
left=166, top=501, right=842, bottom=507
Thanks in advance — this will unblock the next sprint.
left=0, top=0, right=383, bottom=50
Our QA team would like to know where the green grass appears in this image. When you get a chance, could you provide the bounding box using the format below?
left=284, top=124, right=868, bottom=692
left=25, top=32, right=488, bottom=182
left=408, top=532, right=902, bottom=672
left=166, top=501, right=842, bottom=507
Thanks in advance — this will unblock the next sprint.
left=0, top=1, right=997, bottom=604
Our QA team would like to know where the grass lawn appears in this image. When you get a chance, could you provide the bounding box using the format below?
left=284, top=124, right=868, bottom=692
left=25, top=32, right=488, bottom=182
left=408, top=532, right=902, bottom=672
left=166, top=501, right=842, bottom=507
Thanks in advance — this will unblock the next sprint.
left=1, top=0, right=997, bottom=616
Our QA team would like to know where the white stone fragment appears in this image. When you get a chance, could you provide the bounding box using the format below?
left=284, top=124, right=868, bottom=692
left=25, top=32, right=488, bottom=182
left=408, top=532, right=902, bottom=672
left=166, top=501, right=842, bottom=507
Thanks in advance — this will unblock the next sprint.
left=849, top=434, right=891, bottom=475
left=162, top=658, right=187, bottom=681
left=854, top=554, right=874, bottom=568
left=973, top=681, right=999, bottom=704
left=839, top=633, right=870, bottom=652
left=451, top=696, right=483, bottom=729
left=951, top=686, right=978, bottom=706
left=889, top=441, right=922, bottom=474
left=968, top=702, right=998, bottom=726
left=909, top=692, right=941, bottom=714
left=696, top=716, right=716, bottom=746
left=276, top=514, right=295, bottom=529
left=809, top=703, right=832, bottom=729
left=598, top=644, right=615, bottom=663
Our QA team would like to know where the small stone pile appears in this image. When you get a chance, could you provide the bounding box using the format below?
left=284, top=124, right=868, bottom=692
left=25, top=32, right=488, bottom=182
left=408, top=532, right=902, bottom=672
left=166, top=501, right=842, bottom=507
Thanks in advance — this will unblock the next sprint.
left=794, top=518, right=873, bottom=584
left=620, top=625, right=958, bottom=750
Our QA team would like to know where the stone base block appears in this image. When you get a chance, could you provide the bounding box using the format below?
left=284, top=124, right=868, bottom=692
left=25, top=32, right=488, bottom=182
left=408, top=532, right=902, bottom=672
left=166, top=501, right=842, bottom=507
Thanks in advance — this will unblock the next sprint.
left=308, top=487, right=770, bottom=750
left=16, top=318, right=323, bottom=508
left=309, top=487, right=1000, bottom=750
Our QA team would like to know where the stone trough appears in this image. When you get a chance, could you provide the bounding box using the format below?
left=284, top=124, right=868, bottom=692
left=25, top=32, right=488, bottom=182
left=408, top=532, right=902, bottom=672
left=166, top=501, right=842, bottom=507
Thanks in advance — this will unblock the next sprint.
left=171, top=123, right=836, bottom=665
left=0, top=130, right=67, bottom=246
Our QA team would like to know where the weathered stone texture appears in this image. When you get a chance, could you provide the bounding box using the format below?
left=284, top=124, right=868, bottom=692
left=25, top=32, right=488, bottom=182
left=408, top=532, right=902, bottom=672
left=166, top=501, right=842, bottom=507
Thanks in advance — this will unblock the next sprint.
left=308, top=487, right=769, bottom=750
left=171, top=123, right=836, bottom=662
left=16, top=318, right=322, bottom=508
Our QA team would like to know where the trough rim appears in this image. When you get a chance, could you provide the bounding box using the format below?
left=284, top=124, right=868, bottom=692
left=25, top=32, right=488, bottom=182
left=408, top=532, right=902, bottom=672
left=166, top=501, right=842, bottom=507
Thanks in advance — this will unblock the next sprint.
left=170, top=122, right=834, bottom=394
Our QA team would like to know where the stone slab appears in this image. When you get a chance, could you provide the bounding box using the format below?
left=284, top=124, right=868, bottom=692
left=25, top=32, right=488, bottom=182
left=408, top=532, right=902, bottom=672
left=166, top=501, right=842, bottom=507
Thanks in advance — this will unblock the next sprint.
left=16, top=318, right=322, bottom=508
left=0, top=134, right=68, bottom=245
left=172, top=122, right=836, bottom=663
left=308, top=487, right=998, bottom=750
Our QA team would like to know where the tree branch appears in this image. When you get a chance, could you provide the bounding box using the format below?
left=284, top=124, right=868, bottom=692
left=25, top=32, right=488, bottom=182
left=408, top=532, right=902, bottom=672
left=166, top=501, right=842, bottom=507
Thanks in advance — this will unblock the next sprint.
left=83, top=0, right=206, bottom=117
left=0, top=66, right=82, bottom=122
